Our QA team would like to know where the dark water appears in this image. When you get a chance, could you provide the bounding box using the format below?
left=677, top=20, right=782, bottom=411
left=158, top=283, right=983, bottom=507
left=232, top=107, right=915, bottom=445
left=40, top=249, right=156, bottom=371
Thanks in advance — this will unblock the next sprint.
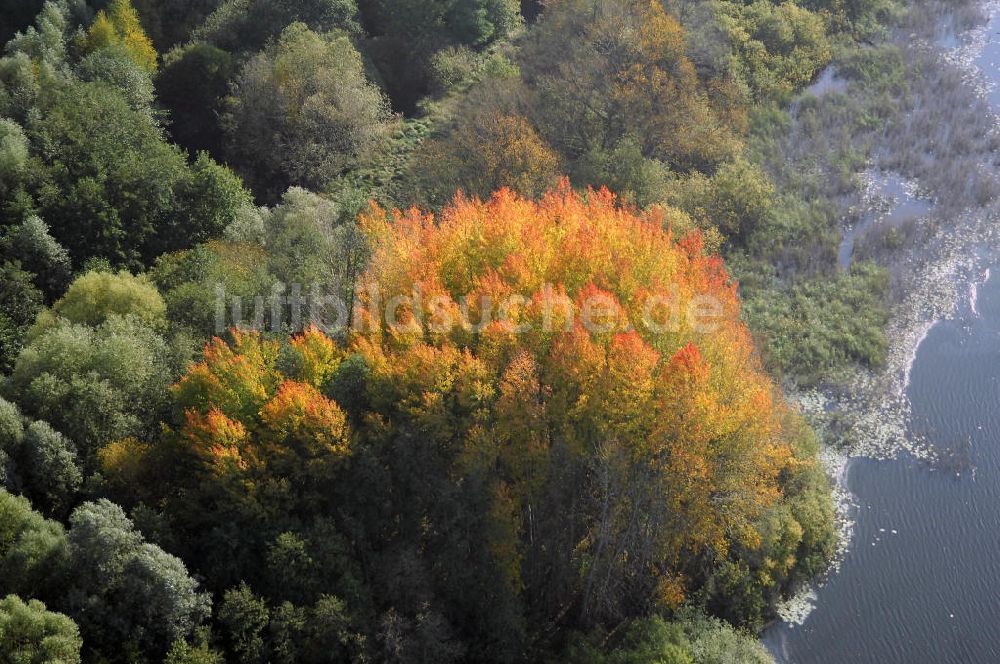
left=764, top=267, right=1000, bottom=663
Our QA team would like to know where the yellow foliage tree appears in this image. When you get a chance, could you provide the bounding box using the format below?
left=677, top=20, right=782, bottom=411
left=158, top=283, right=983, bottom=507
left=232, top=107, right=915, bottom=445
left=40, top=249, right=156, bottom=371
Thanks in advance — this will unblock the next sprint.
left=83, top=0, right=157, bottom=72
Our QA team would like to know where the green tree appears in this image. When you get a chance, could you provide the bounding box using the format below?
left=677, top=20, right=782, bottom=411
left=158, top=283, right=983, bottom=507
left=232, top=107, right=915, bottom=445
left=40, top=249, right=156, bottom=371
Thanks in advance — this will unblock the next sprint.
left=362, top=0, right=519, bottom=47
left=0, top=449, right=12, bottom=490
left=164, top=628, right=224, bottom=664
left=193, top=0, right=360, bottom=54
left=796, top=0, right=895, bottom=37
left=0, top=119, right=28, bottom=194
left=3, top=216, right=72, bottom=297
left=0, top=54, right=42, bottom=133
left=29, top=270, right=166, bottom=338
left=0, top=489, right=70, bottom=601
left=10, top=315, right=180, bottom=467
left=0, top=398, right=24, bottom=490
left=3, top=1, right=68, bottom=67
left=718, top=0, right=831, bottom=100
left=665, top=158, right=775, bottom=243
left=0, top=262, right=43, bottom=372
left=261, top=187, right=370, bottom=305
left=65, top=499, right=211, bottom=657
left=561, top=612, right=774, bottom=664
left=358, top=0, right=521, bottom=109
left=20, top=420, right=82, bottom=518
left=131, top=0, right=226, bottom=50
left=150, top=240, right=274, bottom=338
left=0, top=594, right=82, bottom=664
left=157, top=43, right=233, bottom=156
left=76, top=44, right=155, bottom=112
left=218, top=583, right=269, bottom=664
left=224, top=22, right=390, bottom=201
left=15, top=74, right=250, bottom=270
left=682, top=611, right=774, bottom=664
left=217, top=584, right=363, bottom=664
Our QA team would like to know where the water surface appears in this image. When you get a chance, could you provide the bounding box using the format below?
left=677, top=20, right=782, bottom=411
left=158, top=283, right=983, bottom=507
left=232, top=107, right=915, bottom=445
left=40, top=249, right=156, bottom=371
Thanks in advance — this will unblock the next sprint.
left=838, top=172, right=932, bottom=270
left=764, top=267, right=1000, bottom=663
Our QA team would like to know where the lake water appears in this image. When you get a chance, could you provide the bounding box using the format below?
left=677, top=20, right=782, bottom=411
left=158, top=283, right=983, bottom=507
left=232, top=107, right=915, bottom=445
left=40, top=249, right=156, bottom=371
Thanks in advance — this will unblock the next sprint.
left=762, top=6, right=1000, bottom=662
left=837, top=172, right=933, bottom=270
left=764, top=266, right=1000, bottom=663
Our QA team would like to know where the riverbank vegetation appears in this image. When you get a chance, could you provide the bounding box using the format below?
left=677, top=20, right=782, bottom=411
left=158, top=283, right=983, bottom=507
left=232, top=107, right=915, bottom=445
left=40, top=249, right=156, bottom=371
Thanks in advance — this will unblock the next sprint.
left=0, top=0, right=939, bottom=661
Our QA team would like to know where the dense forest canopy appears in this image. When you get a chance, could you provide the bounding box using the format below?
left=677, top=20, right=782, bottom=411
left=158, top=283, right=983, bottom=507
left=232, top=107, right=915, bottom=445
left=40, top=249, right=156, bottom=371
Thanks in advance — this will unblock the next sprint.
left=0, top=0, right=900, bottom=661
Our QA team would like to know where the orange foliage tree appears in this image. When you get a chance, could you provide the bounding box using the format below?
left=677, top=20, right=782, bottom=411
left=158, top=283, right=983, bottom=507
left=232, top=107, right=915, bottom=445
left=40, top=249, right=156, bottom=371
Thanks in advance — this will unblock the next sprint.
left=352, top=183, right=793, bottom=622
left=157, top=184, right=814, bottom=633
left=171, top=326, right=349, bottom=478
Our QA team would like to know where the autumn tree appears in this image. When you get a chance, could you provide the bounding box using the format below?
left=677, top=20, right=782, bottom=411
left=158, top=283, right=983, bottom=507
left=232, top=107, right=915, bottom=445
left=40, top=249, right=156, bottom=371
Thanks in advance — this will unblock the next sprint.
left=348, top=184, right=808, bottom=631
left=170, top=327, right=349, bottom=478
left=416, top=110, right=561, bottom=204
left=143, top=327, right=359, bottom=596
left=519, top=0, right=745, bottom=180
left=82, top=0, right=158, bottom=73
left=140, top=184, right=829, bottom=653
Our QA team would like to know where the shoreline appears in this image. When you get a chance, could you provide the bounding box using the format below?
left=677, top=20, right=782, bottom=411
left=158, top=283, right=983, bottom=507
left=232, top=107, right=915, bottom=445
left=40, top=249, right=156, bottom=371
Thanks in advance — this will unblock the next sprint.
left=768, top=0, right=1000, bottom=635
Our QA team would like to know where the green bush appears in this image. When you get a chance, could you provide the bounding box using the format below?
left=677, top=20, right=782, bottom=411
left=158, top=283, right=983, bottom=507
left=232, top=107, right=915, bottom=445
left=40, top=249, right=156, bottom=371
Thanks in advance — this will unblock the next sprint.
left=0, top=594, right=82, bottom=664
